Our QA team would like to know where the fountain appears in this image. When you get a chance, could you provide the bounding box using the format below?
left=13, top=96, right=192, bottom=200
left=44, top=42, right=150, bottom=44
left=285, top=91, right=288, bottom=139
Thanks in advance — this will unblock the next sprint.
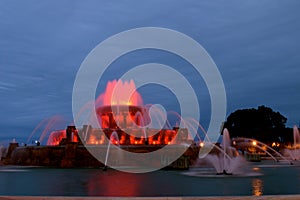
left=185, top=128, right=248, bottom=176
left=283, top=125, right=300, bottom=160
left=1, top=79, right=200, bottom=169
left=96, top=79, right=143, bottom=107
left=204, top=128, right=246, bottom=175
left=233, top=137, right=292, bottom=164
left=103, top=131, right=120, bottom=171
left=26, top=115, right=65, bottom=145
left=133, top=111, right=148, bottom=145
left=293, top=125, right=300, bottom=147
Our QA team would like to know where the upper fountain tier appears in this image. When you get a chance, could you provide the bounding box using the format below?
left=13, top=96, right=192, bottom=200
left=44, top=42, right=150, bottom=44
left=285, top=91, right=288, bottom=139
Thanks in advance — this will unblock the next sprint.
left=96, top=79, right=143, bottom=107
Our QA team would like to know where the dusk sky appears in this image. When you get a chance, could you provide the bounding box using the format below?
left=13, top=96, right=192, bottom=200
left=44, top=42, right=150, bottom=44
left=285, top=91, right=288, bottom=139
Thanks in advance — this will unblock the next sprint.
left=1, top=1, right=300, bottom=142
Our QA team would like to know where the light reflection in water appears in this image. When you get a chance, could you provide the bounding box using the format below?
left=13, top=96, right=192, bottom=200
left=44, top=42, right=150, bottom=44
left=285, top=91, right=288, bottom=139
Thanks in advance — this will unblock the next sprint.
left=252, top=178, right=263, bottom=196
left=87, top=171, right=141, bottom=196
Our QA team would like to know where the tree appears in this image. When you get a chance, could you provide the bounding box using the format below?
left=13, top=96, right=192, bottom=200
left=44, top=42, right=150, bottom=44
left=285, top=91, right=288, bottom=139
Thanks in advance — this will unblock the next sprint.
left=224, top=105, right=288, bottom=143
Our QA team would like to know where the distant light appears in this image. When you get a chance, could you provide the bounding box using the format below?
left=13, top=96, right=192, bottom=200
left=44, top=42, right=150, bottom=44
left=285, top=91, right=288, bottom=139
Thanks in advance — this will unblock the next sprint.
left=252, top=141, right=257, bottom=146
left=200, top=142, right=204, bottom=147
left=253, top=167, right=260, bottom=171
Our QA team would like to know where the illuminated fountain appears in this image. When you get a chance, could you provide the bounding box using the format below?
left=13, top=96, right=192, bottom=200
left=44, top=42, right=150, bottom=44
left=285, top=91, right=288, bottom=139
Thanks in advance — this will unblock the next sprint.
left=283, top=125, right=300, bottom=161
left=103, top=131, right=120, bottom=171
left=183, top=128, right=259, bottom=177
left=198, top=128, right=246, bottom=175
left=180, top=116, right=242, bottom=174
left=25, top=115, right=66, bottom=146
left=233, top=137, right=292, bottom=164
left=1, top=79, right=197, bottom=169
left=47, top=80, right=180, bottom=147
left=211, top=129, right=245, bottom=175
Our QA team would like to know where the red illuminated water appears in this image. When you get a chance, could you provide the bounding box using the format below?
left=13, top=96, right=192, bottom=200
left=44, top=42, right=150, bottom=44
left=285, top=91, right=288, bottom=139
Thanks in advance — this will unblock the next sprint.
left=48, top=79, right=178, bottom=146
left=95, top=79, right=143, bottom=106
left=26, top=115, right=65, bottom=145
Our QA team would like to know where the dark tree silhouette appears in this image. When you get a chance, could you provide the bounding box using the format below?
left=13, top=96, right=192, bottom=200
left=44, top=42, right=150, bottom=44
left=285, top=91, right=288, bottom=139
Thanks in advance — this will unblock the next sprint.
left=224, top=105, right=290, bottom=144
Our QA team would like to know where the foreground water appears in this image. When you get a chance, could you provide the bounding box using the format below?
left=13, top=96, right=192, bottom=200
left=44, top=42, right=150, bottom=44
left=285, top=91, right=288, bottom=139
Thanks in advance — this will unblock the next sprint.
left=0, top=161, right=300, bottom=197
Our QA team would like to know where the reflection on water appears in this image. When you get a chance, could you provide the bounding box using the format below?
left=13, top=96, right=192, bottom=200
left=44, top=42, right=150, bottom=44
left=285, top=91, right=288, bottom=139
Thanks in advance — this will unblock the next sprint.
left=1, top=163, right=300, bottom=196
left=252, top=178, right=263, bottom=196
left=87, top=170, right=140, bottom=196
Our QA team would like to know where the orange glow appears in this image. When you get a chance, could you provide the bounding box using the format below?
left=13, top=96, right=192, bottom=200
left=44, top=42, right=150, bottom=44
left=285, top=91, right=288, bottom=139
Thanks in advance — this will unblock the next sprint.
left=120, top=135, right=126, bottom=145
left=88, top=135, right=96, bottom=145
left=252, top=179, right=263, bottom=196
left=47, top=130, right=66, bottom=145
left=252, top=141, right=257, bottom=146
left=200, top=142, right=204, bottom=147
left=73, top=133, right=78, bottom=142
left=48, top=128, right=179, bottom=146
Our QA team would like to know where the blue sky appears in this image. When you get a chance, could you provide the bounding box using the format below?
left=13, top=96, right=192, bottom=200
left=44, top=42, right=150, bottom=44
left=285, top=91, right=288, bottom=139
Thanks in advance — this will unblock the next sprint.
left=0, top=0, right=300, bottom=142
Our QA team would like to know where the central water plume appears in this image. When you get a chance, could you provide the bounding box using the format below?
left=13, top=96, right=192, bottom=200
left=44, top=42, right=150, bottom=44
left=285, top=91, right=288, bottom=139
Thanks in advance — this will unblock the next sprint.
left=196, top=128, right=246, bottom=175
left=96, top=79, right=143, bottom=107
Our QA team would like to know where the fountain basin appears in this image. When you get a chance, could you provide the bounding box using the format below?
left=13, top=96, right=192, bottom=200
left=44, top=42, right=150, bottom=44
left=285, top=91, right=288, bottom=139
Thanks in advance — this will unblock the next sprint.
left=1, top=141, right=199, bottom=170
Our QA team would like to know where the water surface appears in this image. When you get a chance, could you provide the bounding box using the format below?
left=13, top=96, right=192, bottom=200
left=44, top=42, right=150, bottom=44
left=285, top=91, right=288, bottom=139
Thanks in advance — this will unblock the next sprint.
left=0, top=161, right=300, bottom=196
